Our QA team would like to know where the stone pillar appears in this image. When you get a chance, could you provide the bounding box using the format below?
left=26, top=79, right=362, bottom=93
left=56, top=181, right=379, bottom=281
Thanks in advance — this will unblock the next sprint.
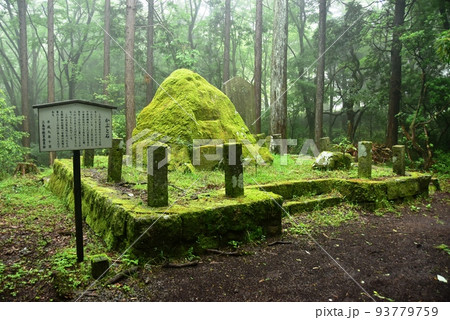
left=224, top=142, right=244, bottom=197
left=392, top=145, right=405, bottom=176
left=147, top=143, right=169, bottom=207
left=107, top=139, right=124, bottom=183
left=358, top=141, right=372, bottom=179
left=319, top=137, right=331, bottom=152
left=91, top=254, right=110, bottom=279
left=83, top=149, right=95, bottom=168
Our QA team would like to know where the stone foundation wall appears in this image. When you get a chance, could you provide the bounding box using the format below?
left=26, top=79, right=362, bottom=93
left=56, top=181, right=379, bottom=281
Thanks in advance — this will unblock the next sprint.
left=49, top=160, right=283, bottom=257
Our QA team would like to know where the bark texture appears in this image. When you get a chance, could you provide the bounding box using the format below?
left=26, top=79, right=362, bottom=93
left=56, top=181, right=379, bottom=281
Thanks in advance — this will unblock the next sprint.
left=270, top=0, right=288, bottom=138
left=386, top=0, right=406, bottom=148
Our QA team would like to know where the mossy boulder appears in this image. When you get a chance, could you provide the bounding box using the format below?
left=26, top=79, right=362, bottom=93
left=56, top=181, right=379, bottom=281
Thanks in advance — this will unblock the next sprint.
left=132, top=69, right=272, bottom=170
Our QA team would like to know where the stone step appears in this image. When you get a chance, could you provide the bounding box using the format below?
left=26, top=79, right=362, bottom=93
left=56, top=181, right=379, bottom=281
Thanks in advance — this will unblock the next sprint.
left=283, top=195, right=342, bottom=216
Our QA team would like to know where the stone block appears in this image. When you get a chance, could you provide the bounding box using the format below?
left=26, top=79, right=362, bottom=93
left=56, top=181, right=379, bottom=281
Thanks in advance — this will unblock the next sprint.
left=224, top=142, right=244, bottom=197
left=91, top=254, right=110, bottom=279
left=319, top=137, right=331, bottom=152
left=358, top=141, right=372, bottom=179
left=192, top=144, right=223, bottom=171
left=147, top=143, right=169, bottom=207
left=392, top=145, right=405, bottom=176
left=107, top=138, right=124, bottom=183
left=222, top=77, right=257, bottom=133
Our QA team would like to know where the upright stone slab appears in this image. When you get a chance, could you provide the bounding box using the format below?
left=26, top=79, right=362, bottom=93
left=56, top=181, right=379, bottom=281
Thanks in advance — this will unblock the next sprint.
left=392, top=145, right=406, bottom=176
left=358, top=141, right=372, bottom=179
left=224, top=142, right=244, bottom=197
left=147, top=144, right=169, bottom=207
left=222, top=77, right=257, bottom=133
left=107, top=139, right=124, bottom=183
left=83, top=149, right=95, bottom=168
left=319, top=137, right=331, bottom=152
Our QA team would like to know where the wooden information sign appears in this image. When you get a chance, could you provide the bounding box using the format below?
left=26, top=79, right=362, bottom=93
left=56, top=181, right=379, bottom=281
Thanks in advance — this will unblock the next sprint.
left=33, top=100, right=117, bottom=262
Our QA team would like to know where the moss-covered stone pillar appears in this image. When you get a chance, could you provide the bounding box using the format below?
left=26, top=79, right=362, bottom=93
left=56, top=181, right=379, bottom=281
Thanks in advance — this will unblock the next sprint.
left=107, top=138, right=124, bottom=183
left=91, top=254, right=110, bottom=279
left=358, top=141, right=372, bottom=179
left=83, top=149, right=95, bottom=168
left=392, top=145, right=406, bottom=176
left=147, top=143, right=169, bottom=207
left=224, top=142, right=244, bottom=198
left=319, top=137, right=331, bottom=152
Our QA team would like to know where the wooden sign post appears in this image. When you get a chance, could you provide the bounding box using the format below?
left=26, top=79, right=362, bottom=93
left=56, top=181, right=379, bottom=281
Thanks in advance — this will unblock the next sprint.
left=33, top=100, right=117, bottom=262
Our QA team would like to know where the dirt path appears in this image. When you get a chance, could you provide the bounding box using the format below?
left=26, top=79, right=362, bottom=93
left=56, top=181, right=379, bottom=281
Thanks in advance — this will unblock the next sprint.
left=78, top=191, right=449, bottom=302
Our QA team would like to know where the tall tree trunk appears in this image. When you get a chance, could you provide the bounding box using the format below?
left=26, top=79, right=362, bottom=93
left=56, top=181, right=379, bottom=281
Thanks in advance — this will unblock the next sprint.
left=223, top=0, right=231, bottom=84
left=254, top=0, right=263, bottom=134
left=48, top=0, right=56, bottom=165
left=187, top=0, right=201, bottom=49
left=386, top=0, right=406, bottom=148
left=344, top=99, right=355, bottom=142
left=18, top=0, right=30, bottom=157
left=104, top=0, right=111, bottom=94
left=270, top=0, right=288, bottom=139
left=314, top=0, right=327, bottom=145
left=438, top=0, right=449, bottom=30
left=125, top=0, right=137, bottom=152
left=328, top=76, right=334, bottom=139
left=146, top=0, right=155, bottom=103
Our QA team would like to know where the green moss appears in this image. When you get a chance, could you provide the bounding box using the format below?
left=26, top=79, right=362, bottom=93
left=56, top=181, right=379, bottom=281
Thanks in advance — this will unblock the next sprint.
left=338, top=179, right=387, bottom=203
left=132, top=69, right=272, bottom=170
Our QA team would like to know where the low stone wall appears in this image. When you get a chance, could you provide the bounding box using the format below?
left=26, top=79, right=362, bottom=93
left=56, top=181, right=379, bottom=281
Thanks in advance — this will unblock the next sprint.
left=49, top=160, right=283, bottom=257
left=49, top=160, right=430, bottom=256
left=250, top=174, right=431, bottom=205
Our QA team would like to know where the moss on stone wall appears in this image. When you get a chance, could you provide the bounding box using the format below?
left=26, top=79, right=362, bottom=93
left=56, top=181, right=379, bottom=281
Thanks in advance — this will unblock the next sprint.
left=250, top=175, right=431, bottom=206
left=49, top=159, right=282, bottom=257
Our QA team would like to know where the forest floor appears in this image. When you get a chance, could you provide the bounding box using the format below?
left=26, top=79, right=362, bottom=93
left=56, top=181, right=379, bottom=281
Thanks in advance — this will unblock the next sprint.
left=0, top=174, right=449, bottom=302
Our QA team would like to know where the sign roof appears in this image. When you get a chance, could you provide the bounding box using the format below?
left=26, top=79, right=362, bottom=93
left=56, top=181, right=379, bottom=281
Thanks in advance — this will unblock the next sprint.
left=33, top=99, right=117, bottom=110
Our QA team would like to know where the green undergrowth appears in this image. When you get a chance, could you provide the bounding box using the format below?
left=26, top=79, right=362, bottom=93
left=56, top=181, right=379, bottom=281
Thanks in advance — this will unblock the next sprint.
left=434, top=244, right=450, bottom=255
left=287, top=204, right=361, bottom=236
left=0, top=173, right=132, bottom=300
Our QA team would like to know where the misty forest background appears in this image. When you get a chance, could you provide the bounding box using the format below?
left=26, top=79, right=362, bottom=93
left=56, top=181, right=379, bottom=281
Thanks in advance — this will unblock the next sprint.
left=0, top=0, right=449, bottom=178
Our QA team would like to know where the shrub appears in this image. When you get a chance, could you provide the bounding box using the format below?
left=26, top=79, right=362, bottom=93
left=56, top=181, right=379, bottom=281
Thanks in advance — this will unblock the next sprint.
left=0, top=91, right=27, bottom=178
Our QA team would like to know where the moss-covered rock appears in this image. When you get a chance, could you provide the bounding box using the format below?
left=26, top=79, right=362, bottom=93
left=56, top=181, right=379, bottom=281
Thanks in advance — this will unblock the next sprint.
left=312, top=151, right=352, bottom=171
left=358, top=141, right=372, bottom=179
left=132, top=69, right=272, bottom=170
